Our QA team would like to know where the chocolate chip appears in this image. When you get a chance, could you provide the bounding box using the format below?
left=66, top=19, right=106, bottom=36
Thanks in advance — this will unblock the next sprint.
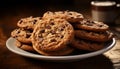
left=19, top=20, right=23, bottom=24
left=40, top=29, right=45, bottom=33
left=14, top=36, right=18, bottom=38
left=46, top=25, right=51, bottom=29
left=50, top=39, right=56, bottom=42
left=86, top=20, right=90, bottom=23
left=50, top=19, right=54, bottom=21
left=17, top=30, right=20, bottom=34
left=26, top=34, right=31, bottom=38
left=38, top=34, right=42, bottom=38
left=68, top=13, right=72, bottom=15
left=29, top=29, right=33, bottom=33
left=60, top=28, right=64, bottom=31
left=33, top=20, right=37, bottom=24
left=70, top=17, right=74, bottom=19
left=98, top=25, right=103, bottom=27
left=50, top=22, right=55, bottom=25
left=65, top=24, right=69, bottom=27
left=62, top=25, right=65, bottom=28
left=61, top=35, right=64, bottom=38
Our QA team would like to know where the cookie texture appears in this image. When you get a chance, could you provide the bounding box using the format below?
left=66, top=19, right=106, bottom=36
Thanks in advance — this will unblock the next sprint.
left=17, top=16, right=41, bottom=29
left=11, top=28, right=32, bottom=43
left=32, top=18, right=74, bottom=52
left=43, top=11, right=84, bottom=23
left=75, top=30, right=113, bottom=42
left=73, top=19, right=109, bottom=32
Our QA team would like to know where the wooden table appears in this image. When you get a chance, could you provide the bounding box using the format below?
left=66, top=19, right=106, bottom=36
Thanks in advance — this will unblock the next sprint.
left=0, top=3, right=120, bottom=69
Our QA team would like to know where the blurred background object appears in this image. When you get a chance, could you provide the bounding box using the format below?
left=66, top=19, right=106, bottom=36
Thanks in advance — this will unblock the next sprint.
left=91, top=0, right=120, bottom=25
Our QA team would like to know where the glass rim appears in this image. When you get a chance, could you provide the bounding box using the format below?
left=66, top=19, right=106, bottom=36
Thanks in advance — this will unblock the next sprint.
left=91, top=1, right=116, bottom=6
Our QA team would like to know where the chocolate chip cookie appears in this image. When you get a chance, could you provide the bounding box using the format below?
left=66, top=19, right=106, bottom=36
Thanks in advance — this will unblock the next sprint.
left=11, top=28, right=33, bottom=43
left=17, top=16, right=41, bottom=29
left=63, top=11, right=84, bottom=22
left=43, top=11, right=84, bottom=23
left=73, top=19, right=109, bottom=32
left=15, top=40, right=35, bottom=52
left=32, top=18, right=74, bottom=52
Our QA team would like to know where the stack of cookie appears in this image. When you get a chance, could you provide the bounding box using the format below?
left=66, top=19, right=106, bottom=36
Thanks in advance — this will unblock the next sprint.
left=11, top=16, right=41, bottom=52
left=11, top=10, right=113, bottom=56
left=71, top=19, right=113, bottom=51
left=42, top=11, right=113, bottom=51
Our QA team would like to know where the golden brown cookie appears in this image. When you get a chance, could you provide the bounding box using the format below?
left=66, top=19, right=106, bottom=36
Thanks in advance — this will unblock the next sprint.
left=71, top=38, right=105, bottom=51
left=73, top=19, right=109, bottom=32
left=11, top=28, right=32, bottom=43
left=15, top=40, right=35, bottom=52
left=43, top=11, right=84, bottom=23
left=31, top=18, right=74, bottom=52
left=75, top=30, right=113, bottom=42
left=17, top=16, right=41, bottom=29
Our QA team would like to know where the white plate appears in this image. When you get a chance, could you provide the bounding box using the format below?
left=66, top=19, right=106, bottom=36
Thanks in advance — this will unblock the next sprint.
left=6, top=37, right=116, bottom=62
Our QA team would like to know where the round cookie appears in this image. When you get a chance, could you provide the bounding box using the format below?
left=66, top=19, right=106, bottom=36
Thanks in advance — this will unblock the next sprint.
left=33, top=46, right=74, bottom=56
left=63, top=11, right=84, bottom=22
left=17, top=16, right=41, bottom=29
left=43, top=11, right=84, bottom=23
left=75, top=30, right=113, bottom=42
left=11, top=28, right=32, bottom=43
left=73, top=19, right=109, bottom=32
left=32, top=18, right=74, bottom=52
left=15, top=40, right=35, bottom=52
left=71, top=38, right=105, bottom=51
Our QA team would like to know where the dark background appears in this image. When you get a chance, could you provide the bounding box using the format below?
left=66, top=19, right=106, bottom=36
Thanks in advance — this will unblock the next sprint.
left=0, top=0, right=119, bottom=22
left=0, top=0, right=119, bottom=16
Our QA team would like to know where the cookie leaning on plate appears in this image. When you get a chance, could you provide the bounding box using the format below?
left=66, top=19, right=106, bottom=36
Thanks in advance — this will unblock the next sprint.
left=15, top=40, right=35, bottom=52
left=43, top=11, right=84, bottom=23
left=71, top=38, right=105, bottom=51
left=11, top=28, right=33, bottom=44
left=31, top=18, right=74, bottom=52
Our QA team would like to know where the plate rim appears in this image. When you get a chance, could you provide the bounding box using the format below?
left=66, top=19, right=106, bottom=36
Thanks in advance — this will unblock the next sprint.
left=6, top=37, right=116, bottom=61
